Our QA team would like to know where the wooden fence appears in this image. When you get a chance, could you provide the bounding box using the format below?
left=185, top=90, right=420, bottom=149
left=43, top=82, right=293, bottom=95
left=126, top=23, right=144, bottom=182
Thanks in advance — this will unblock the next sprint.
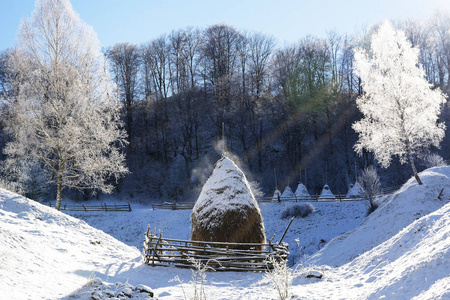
left=151, top=186, right=402, bottom=210
left=48, top=202, right=132, bottom=212
left=142, top=226, right=289, bottom=272
left=257, top=195, right=366, bottom=203
left=151, top=202, right=195, bottom=210
left=151, top=196, right=365, bottom=210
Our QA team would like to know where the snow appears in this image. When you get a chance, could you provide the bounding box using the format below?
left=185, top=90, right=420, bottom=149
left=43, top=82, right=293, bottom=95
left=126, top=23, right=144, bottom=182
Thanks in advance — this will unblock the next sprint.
left=294, top=182, right=310, bottom=199
left=318, top=184, right=336, bottom=201
left=281, top=186, right=295, bottom=199
left=346, top=181, right=364, bottom=197
left=308, top=166, right=450, bottom=267
left=295, top=198, right=450, bottom=299
left=1, top=166, right=449, bottom=299
left=0, top=188, right=139, bottom=299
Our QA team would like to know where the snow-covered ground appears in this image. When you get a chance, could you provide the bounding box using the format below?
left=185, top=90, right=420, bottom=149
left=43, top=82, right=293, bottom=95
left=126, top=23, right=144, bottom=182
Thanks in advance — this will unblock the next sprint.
left=1, top=167, right=449, bottom=299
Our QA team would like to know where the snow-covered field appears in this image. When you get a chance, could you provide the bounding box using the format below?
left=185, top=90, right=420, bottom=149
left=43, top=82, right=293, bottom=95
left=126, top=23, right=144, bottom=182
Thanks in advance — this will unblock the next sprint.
left=1, top=167, right=449, bottom=299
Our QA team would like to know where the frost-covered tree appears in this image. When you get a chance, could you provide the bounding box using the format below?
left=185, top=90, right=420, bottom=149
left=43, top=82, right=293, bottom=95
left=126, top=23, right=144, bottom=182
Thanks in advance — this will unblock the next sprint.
left=358, top=166, right=381, bottom=215
left=2, top=0, right=128, bottom=210
left=353, top=21, right=447, bottom=185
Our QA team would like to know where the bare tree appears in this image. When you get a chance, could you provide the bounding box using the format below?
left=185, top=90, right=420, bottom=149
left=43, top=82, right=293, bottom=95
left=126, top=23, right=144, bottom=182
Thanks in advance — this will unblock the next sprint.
left=3, top=0, right=128, bottom=210
left=247, top=32, right=275, bottom=170
left=202, top=24, right=241, bottom=137
left=106, top=42, right=141, bottom=151
left=141, top=36, right=172, bottom=164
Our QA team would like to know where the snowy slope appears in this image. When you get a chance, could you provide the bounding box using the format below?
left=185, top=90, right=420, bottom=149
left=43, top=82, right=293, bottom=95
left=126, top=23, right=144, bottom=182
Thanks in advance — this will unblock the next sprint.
left=308, top=166, right=450, bottom=267
left=293, top=201, right=450, bottom=299
left=2, top=166, right=449, bottom=299
left=0, top=189, right=140, bottom=299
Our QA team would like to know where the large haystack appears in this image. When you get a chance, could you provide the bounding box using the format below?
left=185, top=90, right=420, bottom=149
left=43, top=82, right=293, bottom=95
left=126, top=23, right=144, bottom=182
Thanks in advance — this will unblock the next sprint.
left=191, top=156, right=266, bottom=250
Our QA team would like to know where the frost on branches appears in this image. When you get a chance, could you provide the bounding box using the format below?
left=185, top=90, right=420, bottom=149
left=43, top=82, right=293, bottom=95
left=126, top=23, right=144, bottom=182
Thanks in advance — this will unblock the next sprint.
left=353, top=21, right=447, bottom=185
left=2, top=0, right=128, bottom=210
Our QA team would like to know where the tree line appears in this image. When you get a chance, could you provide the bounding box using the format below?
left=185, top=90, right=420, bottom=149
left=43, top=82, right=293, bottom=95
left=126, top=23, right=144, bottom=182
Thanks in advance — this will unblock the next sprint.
left=1, top=5, right=450, bottom=202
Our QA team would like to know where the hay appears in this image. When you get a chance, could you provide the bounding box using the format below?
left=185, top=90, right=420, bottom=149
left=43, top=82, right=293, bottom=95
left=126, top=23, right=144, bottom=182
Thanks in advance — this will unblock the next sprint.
left=191, top=156, right=266, bottom=250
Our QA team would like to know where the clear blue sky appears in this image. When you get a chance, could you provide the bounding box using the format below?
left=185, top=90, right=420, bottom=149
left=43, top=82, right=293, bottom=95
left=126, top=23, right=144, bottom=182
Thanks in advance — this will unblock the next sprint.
left=1, top=0, right=450, bottom=51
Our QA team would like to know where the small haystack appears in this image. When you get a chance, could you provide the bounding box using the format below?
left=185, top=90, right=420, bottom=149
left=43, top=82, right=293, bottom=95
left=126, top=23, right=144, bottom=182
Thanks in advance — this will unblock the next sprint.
left=346, top=182, right=364, bottom=198
left=318, top=184, right=336, bottom=201
left=272, top=189, right=282, bottom=202
left=281, top=186, right=295, bottom=200
left=294, top=182, right=310, bottom=200
left=191, top=156, right=266, bottom=250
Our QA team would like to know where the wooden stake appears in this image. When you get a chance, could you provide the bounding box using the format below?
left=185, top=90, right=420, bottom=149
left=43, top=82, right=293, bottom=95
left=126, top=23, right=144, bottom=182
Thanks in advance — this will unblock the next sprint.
left=274, top=167, right=278, bottom=190
left=278, top=216, right=295, bottom=245
left=222, top=122, right=225, bottom=155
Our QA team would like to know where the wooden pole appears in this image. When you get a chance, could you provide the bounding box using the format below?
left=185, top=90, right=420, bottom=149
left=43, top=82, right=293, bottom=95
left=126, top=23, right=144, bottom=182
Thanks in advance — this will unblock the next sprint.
left=222, top=122, right=225, bottom=156
left=274, top=167, right=278, bottom=190
left=278, top=216, right=295, bottom=245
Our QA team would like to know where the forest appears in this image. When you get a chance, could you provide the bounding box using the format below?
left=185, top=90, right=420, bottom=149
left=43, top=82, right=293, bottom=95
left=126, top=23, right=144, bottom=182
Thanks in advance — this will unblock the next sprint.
left=1, top=12, right=450, bottom=203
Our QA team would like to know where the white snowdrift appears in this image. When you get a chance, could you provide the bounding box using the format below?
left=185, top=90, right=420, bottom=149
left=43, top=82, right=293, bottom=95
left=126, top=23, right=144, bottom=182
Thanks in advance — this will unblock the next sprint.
left=0, top=189, right=140, bottom=299
left=295, top=199, right=450, bottom=300
left=308, top=167, right=450, bottom=267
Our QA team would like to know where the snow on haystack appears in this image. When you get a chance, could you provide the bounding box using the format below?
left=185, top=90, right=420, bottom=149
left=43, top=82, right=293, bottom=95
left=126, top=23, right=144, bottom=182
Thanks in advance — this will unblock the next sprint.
left=281, top=186, right=295, bottom=200
left=191, top=156, right=266, bottom=250
left=294, top=182, right=310, bottom=199
left=346, top=182, right=364, bottom=198
left=318, top=184, right=336, bottom=201
left=271, top=189, right=281, bottom=201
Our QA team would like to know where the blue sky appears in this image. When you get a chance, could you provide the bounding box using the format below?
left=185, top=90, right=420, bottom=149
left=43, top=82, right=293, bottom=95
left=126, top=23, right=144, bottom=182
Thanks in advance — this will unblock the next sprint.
left=1, top=0, right=450, bottom=51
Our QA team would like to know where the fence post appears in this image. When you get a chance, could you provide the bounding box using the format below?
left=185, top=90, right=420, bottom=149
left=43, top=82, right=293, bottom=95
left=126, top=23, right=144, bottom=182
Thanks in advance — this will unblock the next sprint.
left=128, top=203, right=132, bottom=212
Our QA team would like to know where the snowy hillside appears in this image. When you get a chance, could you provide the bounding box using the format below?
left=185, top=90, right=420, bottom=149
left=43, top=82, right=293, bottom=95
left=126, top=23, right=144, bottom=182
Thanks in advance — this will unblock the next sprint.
left=294, top=200, right=450, bottom=299
left=308, top=166, right=450, bottom=267
left=0, top=188, right=140, bottom=299
left=1, top=166, right=449, bottom=299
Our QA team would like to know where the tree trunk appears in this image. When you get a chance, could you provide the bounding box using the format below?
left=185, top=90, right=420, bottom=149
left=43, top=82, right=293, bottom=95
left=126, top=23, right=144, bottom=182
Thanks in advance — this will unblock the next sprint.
left=409, top=152, right=423, bottom=185
left=55, top=173, right=63, bottom=211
